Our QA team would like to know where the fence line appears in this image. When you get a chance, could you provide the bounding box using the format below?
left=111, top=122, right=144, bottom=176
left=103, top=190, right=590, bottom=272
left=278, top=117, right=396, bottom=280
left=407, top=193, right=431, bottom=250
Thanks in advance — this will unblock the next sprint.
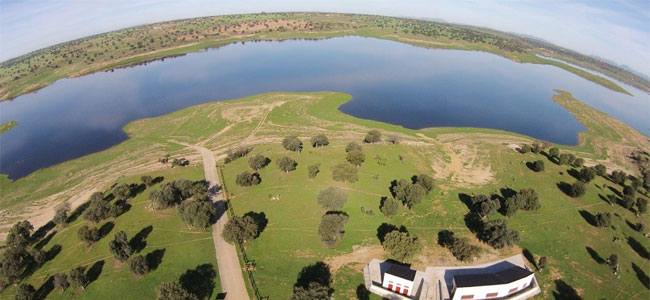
left=217, top=166, right=270, bottom=300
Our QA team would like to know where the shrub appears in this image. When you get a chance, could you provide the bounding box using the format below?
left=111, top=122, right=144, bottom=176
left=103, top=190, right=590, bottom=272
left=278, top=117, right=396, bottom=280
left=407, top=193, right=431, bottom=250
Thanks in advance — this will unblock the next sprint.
left=141, top=175, right=154, bottom=186
left=307, top=164, right=320, bottom=178
left=235, top=171, right=261, bottom=187
left=594, top=212, right=612, bottom=228
left=438, top=230, right=481, bottom=262
left=248, top=154, right=269, bottom=171
left=573, top=158, right=584, bottom=168
left=595, top=164, right=607, bottom=176
left=382, top=230, right=421, bottom=262
left=580, top=167, right=596, bottom=182
left=345, top=142, right=361, bottom=152
left=222, top=215, right=259, bottom=244
left=481, top=219, right=520, bottom=249
left=108, top=231, right=133, bottom=262
left=346, top=150, right=365, bottom=166
left=569, top=181, right=586, bottom=198
left=53, top=273, right=69, bottom=292
left=225, top=146, right=252, bottom=163
left=611, top=170, right=627, bottom=185
left=363, top=130, right=381, bottom=143
left=277, top=156, right=297, bottom=172
left=15, top=283, right=37, bottom=300
left=129, top=255, right=149, bottom=275
left=331, top=163, right=358, bottom=183
left=392, top=179, right=426, bottom=209
left=532, top=160, right=545, bottom=172
left=69, top=267, right=88, bottom=290
left=317, top=187, right=348, bottom=210
left=77, top=225, right=100, bottom=245
left=414, top=174, right=434, bottom=194
left=380, top=197, right=400, bottom=217
left=282, top=135, right=303, bottom=152
left=178, top=200, right=216, bottom=229
left=318, top=213, right=349, bottom=248
left=83, top=196, right=111, bottom=223
left=310, top=134, right=329, bottom=147
left=157, top=282, right=196, bottom=300
left=290, top=282, right=330, bottom=300
left=637, top=198, right=648, bottom=214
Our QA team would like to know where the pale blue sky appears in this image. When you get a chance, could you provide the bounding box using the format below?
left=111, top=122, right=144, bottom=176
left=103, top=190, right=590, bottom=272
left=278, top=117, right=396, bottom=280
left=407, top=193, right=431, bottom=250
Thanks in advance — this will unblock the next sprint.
left=1, top=0, right=648, bottom=75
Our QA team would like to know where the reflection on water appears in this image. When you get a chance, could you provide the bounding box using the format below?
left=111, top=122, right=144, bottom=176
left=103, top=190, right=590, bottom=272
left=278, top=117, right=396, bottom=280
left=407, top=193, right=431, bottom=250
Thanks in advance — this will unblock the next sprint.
left=1, top=37, right=648, bottom=179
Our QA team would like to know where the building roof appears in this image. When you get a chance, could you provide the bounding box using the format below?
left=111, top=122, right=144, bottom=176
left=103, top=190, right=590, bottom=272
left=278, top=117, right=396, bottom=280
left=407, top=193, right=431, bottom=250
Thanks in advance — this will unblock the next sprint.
left=453, top=266, right=533, bottom=288
left=386, top=264, right=417, bottom=281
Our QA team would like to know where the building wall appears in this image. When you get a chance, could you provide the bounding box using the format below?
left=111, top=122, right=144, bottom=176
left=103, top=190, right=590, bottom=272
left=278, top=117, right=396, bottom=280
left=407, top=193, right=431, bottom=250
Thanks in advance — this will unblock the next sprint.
left=451, top=274, right=536, bottom=300
left=382, top=273, right=415, bottom=296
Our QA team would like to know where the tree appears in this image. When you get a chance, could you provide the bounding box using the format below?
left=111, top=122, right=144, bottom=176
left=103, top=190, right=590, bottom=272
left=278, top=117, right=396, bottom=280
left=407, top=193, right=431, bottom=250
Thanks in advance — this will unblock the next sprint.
left=307, top=164, right=320, bottom=178
left=225, top=146, right=252, bottom=163
left=637, top=198, right=648, bottom=214
left=310, top=134, right=329, bottom=148
left=129, top=255, right=149, bottom=275
left=282, top=135, right=303, bottom=152
left=558, top=154, right=570, bottom=165
left=178, top=200, right=216, bottom=229
left=481, top=219, right=520, bottom=249
left=331, top=163, right=359, bottom=183
left=611, top=170, right=627, bottom=185
left=318, top=213, right=349, bottom=248
left=503, top=196, right=521, bottom=217
left=531, top=160, right=545, bottom=172
left=248, top=154, right=268, bottom=171
left=277, top=156, right=297, bottom=172
left=392, top=179, right=426, bottom=209
left=516, top=188, right=540, bottom=211
left=109, top=231, right=133, bottom=261
left=530, top=143, right=542, bottom=154
left=438, top=231, right=481, bottom=262
left=345, top=142, right=361, bottom=152
left=386, top=135, right=400, bottom=144
left=478, top=197, right=501, bottom=217
left=317, top=187, right=348, bottom=210
left=14, top=283, right=36, bottom=300
left=520, top=144, right=531, bottom=153
left=363, top=130, right=381, bottom=143
left=382, top=230, right=421, bottom=262
left=573, top=158, right=584, bottom=168
left=157, top=282, right=197, bottom=300
left=622, top=195, right=636, bottom=210
left=549, top=147, right=560, bottom=159
left=623, top=185, right=636, bottom=197
left=608, top=254, right=619, bottom=272
left=594, top=212, right=612, bottom=228
left=569, top=181, right=586, bottom=198
left=141, top=175, right=154, bottom=187
left=235, top=171, right=261, bottom=187
left=290, top=282, right=330, bottom=300
left=595, top=164, right=607, bottom=176
left=53, top=273, right=69, bottom=292
left=0, top=221, right=33, bottom=287
left=77, top=225, right=100, bottom=245
left=415, top=174, right=434, bottom=194
left=113, top=183, right=133, bottom=201
left=69, top=267, right=88, bottom=290
left=222, top=215, right=259, bottom=244
left=83, top=196, right=112, bottom=223
left=380, top=197, right=400, bottom=217
left=346, top=150, right=365, bottom=166
left=53, top=202, right=71, bottom=227
left=580, top=167, right=596, bottom=183
left=538, top=256, right=548, bottom=270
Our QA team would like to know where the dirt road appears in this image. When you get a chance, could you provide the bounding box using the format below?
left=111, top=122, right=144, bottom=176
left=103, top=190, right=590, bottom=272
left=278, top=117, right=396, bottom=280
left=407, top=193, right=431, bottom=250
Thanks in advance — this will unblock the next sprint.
left=191, top=145, right=250, bottom=300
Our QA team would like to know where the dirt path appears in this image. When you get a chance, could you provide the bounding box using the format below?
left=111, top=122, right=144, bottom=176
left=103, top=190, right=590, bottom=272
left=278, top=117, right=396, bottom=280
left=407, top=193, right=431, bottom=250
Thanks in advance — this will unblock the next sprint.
left=190, top=144, right=250, bottom=300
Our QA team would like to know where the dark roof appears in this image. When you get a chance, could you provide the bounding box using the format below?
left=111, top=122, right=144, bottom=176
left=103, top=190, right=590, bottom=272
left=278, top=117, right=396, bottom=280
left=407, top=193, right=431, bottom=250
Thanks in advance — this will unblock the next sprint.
left=386, top=265, right=417, bottom=281
left=453, top=266, right=533, bottom=288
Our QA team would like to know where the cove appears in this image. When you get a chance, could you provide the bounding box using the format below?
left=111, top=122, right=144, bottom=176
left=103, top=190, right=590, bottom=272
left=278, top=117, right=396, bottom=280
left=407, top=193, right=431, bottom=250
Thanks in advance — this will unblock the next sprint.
left=1, top=36, right=648, bottom=179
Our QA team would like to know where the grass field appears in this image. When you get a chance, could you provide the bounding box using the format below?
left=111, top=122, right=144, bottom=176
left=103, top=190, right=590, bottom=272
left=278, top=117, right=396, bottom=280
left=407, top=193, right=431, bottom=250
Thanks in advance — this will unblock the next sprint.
left=1, top=91, right=649, bottom=299
left=0, top=165, right=220, bottom=300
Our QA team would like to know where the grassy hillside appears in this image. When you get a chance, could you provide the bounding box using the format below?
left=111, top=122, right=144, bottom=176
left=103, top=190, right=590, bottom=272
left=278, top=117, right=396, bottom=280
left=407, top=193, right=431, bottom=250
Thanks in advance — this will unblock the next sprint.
left=1, top=13, right=643, bottom=101
left=1, top=91, right=649, bottom=299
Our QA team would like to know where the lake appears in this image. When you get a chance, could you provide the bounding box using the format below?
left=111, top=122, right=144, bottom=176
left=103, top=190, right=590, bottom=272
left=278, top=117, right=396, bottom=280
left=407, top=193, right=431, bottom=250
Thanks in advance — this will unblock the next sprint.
left=1, top=36, right=648, bottom=179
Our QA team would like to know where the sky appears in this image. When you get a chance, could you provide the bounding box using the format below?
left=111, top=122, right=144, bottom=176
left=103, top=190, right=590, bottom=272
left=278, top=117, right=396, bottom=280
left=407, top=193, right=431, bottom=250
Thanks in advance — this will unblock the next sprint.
left=1, top=0, right=648, bottom=75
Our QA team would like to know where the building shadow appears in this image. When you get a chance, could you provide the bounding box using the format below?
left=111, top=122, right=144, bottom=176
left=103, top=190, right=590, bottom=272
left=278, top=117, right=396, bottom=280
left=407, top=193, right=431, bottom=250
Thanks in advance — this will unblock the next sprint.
left=522, top=249, right=538, bottom=270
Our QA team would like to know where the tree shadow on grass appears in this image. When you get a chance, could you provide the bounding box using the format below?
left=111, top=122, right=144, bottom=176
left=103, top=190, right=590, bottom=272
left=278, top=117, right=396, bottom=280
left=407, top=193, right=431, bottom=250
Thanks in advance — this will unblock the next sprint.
left=31, top=221, right=56, bottom=245
left=36, top=275, right=54, bottom=300
left=146, top=248, right=166, bottom=271
left=86, top=260, right=104, bottom=285
left=295, top=261, right=333, bottom=295
left=458, top=193, right=474, bottom=211
left=625, top=219, right=641, bottom=231
left=179, top=263, right=216, bottom=300
left=608, top=186, right=622, bottom=197
left=632, top=262, right=650, bottom=290
left=463, top=212, right=484, bottom=235
left=578, top=210, right=596, bottom=227
left=67, top=201, right=90, bottom=223
left=129, top=225, right=153, bottom=253
left=152, top=176, right=165, bottom=185
left=376, top=223, right=407, bottom=243
left=628, top=236, right=649, bottom=259
left=46, top=244, right=62, bottom=262
left=34, top=230, right=57, bottom=250
left=356, top=284, right=370, bottom=300
left=585, top=247, right=605, bottom=264
left=557, top=182, right=572, bottom=197
left=552, top=279, right=583, bottom=300
left=98, top=221, right=115, bottom=240
left=243, top=212, right=268, bottom=237
left=567, top=169, right=581, bottom=181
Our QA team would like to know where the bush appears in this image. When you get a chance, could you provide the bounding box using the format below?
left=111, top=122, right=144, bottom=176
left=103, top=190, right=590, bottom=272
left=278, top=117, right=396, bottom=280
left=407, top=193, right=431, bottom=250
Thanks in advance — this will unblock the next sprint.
left=481, top=219, right=520, bottom=249
left=53, top=273, right=69, bottom=292
left=573, top=158, right=584, bottom=168
left=69, top=267, right=88, bottom=290
left=363, top=130, right=381, bottom=143
left=318, top=213, right=349, bottom=248
left=277, top=156, right=297, bottom=172
left=310, top=134, right=329, bottom=147
left=549, top=147, right=560, bottom=159
left=531, top=160, right=545, bottom=172
left=569, top=181, right=586, bottom=198
left=15, top=283, right=37, bottom=300
left=77, top=225, right=100, bottom=245
left=595, top=164, right=607, bottom=176
left=516, top=188, right=540, bottom=211
left=580, top=167, right=597, bottom=182
left=414, top=174, right=434, bottom=194
left=346, top=150, right=365, bottom=166
left=392, top=179, right=426, bottom=209
left=594, top=212, right=612, bottom=228
left=225, top=146, right=252, bottom=163
left=248, top=154, right=269, bottom=171
left=235, top=171, right=261, bottom=187
left=178, top=200, right=216, bottom=229
left=637, top=198, right=648, bottom=214
left=317, top=187, right=348, bottom=210
left=157, top=282, right=196, bottom=300
left=307, top=164, right=320, bottom=178
left=382, top=230, right=421, bottom=262
left=83, top=196, right=112, bottom=223
left=331, top=163, right=359, bottom=183
left=345, top=142, right=361, bottom=152
left=282, top=135, right=303, bottom=152
left=611, top=170, right=627, bottom=185
left=438, top=230, right=481, bottom=262
left=129, top=255, right=149, bottom=275
left=380, top=197, right=400, bottom=217
left=108, top=231, right=133, bottom=262
left=290, top=282, right=330, bottom=300
left=222, top=215, right=259, bottom=244
left=141, top=175, right=154, bottom=187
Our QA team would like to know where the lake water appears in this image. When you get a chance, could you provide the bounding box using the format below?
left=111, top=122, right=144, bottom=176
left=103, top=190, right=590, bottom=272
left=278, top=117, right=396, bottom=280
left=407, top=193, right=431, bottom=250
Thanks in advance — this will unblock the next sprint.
left=1, top=36, right=648, bottom=179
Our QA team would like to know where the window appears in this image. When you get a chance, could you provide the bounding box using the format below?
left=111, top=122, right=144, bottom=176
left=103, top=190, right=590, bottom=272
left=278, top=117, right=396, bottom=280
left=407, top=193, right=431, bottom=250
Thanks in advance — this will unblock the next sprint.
left=460, top=295, right=474, bottom=300
left=486, top=292, right=498, bottom=298
left=509, top=287, right=518, bottom=294
left=396, top=286, right=401, bottom=293
left=403, top=289, right=409, bottom=295
left=387, top=284, right=393, bottom=291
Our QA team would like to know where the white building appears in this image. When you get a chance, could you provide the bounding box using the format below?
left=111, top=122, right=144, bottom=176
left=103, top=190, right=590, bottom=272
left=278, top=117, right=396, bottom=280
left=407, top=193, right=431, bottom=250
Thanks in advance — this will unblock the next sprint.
left=382, top=265, right=417, bottom=297
left=450, top=265, right=536, bottom=300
